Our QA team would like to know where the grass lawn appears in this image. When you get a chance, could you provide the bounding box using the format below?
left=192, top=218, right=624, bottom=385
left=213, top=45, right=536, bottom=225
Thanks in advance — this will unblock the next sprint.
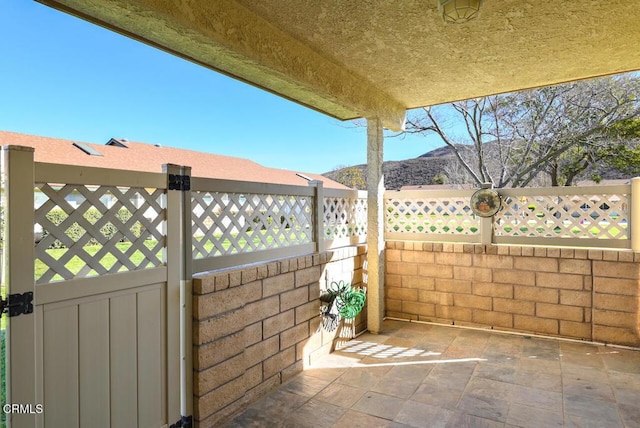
left=1, top=282, right=4, bottom=331
left=35, top=227, right=310, bottom=281
left=35, top=240, right=162, bottom=281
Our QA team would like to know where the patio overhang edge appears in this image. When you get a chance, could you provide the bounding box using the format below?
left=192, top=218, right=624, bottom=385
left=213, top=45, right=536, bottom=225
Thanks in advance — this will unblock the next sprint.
left=36, top=0, right=407, bottom=132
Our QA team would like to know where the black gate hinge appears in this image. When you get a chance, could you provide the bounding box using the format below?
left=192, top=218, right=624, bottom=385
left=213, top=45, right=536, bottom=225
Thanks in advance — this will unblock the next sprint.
left=170, top=415, right=193, bottom=428
left=168, top=174, right=191, bottom=191
left=0, top=292, right=34, bottom=317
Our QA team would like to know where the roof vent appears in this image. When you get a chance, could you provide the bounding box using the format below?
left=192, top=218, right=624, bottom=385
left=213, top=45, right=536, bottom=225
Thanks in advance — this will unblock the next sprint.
left=106, top=138, right=128, bottom=148
left=154, top=143, right=162, bottom=147
left=73, top=142, right=103, bottom=157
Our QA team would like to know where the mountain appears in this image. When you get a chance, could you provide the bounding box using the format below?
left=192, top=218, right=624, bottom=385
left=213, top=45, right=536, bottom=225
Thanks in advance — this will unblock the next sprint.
left=323, top=144, right=635, bottom=190
left=417, top=145, right=456, bottom=158
left=322, top=146, right=454, bottom=190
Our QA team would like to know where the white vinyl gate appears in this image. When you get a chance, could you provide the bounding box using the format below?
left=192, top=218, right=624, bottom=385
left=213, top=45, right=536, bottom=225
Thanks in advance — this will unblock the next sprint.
left=1, top=146, right=191, bottom=428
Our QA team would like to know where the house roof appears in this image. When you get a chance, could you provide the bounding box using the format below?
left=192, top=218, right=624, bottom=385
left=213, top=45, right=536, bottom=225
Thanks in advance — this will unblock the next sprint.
left=38, top=0, right=640, bottom=131
left=0, top=131, right=349, bottom=189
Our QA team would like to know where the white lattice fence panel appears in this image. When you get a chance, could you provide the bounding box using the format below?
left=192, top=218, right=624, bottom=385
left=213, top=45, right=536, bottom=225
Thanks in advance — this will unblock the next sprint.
left=192, top=192, right=313, bottom=258
left=495, top=193, right=629, bottom=239
left=324, top=197, right=367, bottom=240
left=35, top=184, right=166, bottom=284
left=385, top=196, right=479, bottom=235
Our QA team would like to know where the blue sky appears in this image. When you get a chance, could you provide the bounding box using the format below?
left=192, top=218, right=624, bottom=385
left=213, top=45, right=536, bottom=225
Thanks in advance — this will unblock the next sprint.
left=0, top=1, right=445, bottom=174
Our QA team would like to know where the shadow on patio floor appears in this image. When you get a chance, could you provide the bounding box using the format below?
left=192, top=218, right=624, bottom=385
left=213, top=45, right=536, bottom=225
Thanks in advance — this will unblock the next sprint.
left=223, top=320, right=640, bottom=427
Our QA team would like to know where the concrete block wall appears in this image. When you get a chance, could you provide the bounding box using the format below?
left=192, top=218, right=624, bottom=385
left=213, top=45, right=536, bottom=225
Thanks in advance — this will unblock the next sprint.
left=192, top=246, right=366, bottom=427
left=386, top=242, right=640, bottom=347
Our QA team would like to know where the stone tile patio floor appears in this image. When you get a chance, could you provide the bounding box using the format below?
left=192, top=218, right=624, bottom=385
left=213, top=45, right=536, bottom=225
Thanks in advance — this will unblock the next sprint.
left=223, top=320, right=640, bottom=427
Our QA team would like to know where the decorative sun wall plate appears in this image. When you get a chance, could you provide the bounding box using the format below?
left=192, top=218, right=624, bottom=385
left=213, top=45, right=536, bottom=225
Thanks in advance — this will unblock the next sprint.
left=470, top=188, right=501, bottom=217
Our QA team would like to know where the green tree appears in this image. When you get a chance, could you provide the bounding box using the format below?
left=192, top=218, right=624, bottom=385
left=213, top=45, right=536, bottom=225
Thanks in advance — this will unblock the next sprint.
left=432, top=174, right=447, bottom=185
left=332, top=166, right=366, bottom=189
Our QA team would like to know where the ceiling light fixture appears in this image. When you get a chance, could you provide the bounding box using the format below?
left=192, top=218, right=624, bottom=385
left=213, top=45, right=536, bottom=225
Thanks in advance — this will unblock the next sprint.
left=439, top=0, right=483, bottom=24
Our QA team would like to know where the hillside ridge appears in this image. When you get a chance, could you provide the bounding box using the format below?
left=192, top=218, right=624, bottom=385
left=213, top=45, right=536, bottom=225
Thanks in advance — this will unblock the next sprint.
left=322, top=145, right=629, bottom=190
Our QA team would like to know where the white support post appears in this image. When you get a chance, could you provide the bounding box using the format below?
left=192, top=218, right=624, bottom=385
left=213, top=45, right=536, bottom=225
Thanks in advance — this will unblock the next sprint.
left=309, top=180, right=325, bottom=254
left=366, top=118, right=385, bottom=334
left=631, top=177, right=640, bottom=252
left=2, top=146, right=37, bottom=428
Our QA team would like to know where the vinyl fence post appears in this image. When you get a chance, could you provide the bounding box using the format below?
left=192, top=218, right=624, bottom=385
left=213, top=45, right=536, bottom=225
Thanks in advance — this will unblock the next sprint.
left=2, top=145, right=37, bottom=428
left=631, top=177, right=640, bottom=252
left=480, top=183, right=494, bottom=246
left=180, top=166, right=193, bottom=422
left=163, top=163, right=193, bottom=424
left=309, top=180, right=325, bottom=253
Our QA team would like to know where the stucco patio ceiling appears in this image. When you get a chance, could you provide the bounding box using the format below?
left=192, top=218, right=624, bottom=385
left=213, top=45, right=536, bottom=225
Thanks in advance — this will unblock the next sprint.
left=38, top=0, right=640, bottom=131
